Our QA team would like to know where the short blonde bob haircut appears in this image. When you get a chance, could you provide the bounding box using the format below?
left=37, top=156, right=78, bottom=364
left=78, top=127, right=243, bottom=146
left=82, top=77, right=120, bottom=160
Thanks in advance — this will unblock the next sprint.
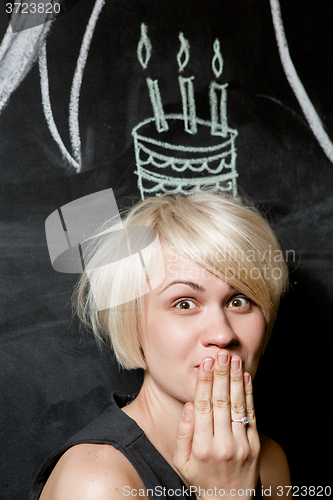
left=75, top=191, right=288, bottom=370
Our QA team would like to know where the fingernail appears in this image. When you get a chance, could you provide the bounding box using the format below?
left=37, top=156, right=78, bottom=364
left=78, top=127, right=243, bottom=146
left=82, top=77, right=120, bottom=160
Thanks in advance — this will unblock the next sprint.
left=183, top=405, right=192, bottom=421
left=244, top=373, right=250, bottom=385
left=231, top=357, right=240, bottom=371
left=203, top=358, right=214, bottom=371
left=218, top=352, right=228, bottom=365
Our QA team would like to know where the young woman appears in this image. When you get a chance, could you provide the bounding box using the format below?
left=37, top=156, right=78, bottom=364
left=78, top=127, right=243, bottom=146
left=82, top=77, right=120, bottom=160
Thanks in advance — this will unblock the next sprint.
left=30, top=191, right=291, bottom=499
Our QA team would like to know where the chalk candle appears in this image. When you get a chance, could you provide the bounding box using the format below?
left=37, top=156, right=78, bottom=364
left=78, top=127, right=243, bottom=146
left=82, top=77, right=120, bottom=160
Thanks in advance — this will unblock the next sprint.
left=210, top=39, right=228, bottom=137
left=137, top=23, right=168, bottom=133
left=177, top=32, right=197, bottom=135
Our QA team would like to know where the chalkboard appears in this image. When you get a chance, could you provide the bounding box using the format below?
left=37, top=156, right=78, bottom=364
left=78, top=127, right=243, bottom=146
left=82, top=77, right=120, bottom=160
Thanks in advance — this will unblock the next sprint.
left=1, top=0, right=333, bottom=497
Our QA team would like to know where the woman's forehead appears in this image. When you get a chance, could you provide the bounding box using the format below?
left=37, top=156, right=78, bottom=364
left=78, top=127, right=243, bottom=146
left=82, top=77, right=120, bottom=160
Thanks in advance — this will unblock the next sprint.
left=161, top=241, right=200, bottom=270
left=155, top=241, right=234, bottom=294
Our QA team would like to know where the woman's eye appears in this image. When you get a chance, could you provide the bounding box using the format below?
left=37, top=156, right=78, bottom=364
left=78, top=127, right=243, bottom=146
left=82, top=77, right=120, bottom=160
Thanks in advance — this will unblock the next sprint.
left=228, top=296, right=249, bottom=308
left=175, top=300, right=196, bottom=310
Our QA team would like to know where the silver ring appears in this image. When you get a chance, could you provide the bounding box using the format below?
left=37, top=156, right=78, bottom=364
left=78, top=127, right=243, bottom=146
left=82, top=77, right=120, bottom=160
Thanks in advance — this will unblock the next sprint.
left=231, top=417, right=249, bottom=426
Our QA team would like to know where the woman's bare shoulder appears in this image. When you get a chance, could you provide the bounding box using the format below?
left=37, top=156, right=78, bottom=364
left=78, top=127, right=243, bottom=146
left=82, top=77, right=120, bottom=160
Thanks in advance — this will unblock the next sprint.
left=40, top=443, right=148, bottom=500
left=259, top=434, right=292, bottom=499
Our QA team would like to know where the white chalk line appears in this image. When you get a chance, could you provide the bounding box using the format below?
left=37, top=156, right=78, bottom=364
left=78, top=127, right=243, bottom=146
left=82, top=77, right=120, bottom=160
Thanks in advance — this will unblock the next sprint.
left=69, top=0, right=106, bottom=168
left=177, top=32, right=190, bottom=73
left=212, top=39, right=223, bottom=79
left=269, top=0, right=333, bottom=163
left=0, top=20, right=52, bottom=112
left=256, top=94, right=309, bottom=128
left=137, top=148, right=230, bottom=173
left=178, top=76, right=197, bottom=134
left=137, top=23, right=152, bottom=69
left=137, top=167, right=237, bottom=184
left=38, top=42, right=80, bottom=171
left=132, top=115, right=237, bottom=153
left=210, top=82, right=228, bottom=137
left=137, top=140, right=233, bottom=167
left=146, top=77, right=169, bottom=132
left=135, top=166, right=236, bottom=196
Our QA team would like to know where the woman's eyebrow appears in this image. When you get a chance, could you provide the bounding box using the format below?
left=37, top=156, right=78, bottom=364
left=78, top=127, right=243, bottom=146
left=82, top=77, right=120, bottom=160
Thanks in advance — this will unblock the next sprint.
left=157, top=280, right=206, bottom=295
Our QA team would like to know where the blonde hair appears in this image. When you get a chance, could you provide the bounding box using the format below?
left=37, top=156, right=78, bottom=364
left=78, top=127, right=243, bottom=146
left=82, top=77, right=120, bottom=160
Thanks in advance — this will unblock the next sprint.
left=75, top=191, right=288, bottom=369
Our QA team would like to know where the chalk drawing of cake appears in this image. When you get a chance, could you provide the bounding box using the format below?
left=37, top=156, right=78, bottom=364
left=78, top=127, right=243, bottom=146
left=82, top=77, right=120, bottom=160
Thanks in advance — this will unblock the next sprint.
left=133, top=25, right=238, bottom=199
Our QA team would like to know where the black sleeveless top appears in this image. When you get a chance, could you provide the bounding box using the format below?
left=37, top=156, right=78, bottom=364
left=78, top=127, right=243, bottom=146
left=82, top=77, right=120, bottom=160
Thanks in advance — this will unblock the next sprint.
left=29, top=393, right=262, bottom=499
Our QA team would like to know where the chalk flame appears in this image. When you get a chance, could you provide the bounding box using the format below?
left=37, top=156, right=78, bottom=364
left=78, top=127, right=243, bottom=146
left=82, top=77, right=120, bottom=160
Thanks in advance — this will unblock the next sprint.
left=177, top=32, right=190, bottom=73
left=212, top=39, right=223, bottom=79
left=137, top=23, right=152, bottom=69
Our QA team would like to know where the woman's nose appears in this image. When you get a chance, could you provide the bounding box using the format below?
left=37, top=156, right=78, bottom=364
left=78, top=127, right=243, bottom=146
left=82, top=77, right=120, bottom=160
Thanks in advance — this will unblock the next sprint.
left=199, top=310, right=238, bottom=349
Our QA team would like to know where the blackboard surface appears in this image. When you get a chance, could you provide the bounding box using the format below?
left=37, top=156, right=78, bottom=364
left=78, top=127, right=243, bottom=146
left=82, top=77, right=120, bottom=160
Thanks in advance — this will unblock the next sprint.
left=0, top=1, right=332, bottom=497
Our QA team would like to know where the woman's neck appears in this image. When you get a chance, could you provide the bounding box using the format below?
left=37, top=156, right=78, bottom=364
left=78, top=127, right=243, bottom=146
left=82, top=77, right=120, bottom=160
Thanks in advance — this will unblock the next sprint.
left=121, top=375, right=186, bottom=471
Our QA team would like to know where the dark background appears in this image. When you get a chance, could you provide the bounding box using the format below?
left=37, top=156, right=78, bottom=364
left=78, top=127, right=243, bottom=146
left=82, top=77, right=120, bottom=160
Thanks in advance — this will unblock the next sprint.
left=0, top=0, right=333, bottom=498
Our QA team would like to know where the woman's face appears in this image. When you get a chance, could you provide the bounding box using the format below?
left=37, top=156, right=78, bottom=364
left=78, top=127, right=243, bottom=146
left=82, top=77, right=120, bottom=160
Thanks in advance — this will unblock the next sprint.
left=140, top=244, right=266, bottom=404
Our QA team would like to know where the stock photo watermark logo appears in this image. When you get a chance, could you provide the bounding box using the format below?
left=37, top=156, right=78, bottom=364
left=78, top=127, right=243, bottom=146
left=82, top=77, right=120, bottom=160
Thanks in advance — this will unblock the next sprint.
left=4, top=0, right=80, bottom=32
left=45, top=188, right=297, bottom=311
left=45, top=188, right=165, bottom=310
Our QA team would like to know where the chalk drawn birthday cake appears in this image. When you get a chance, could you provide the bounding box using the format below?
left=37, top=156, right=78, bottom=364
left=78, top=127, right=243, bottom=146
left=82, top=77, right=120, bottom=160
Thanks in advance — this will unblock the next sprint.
left=133, top=26, right=239, bottom=199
